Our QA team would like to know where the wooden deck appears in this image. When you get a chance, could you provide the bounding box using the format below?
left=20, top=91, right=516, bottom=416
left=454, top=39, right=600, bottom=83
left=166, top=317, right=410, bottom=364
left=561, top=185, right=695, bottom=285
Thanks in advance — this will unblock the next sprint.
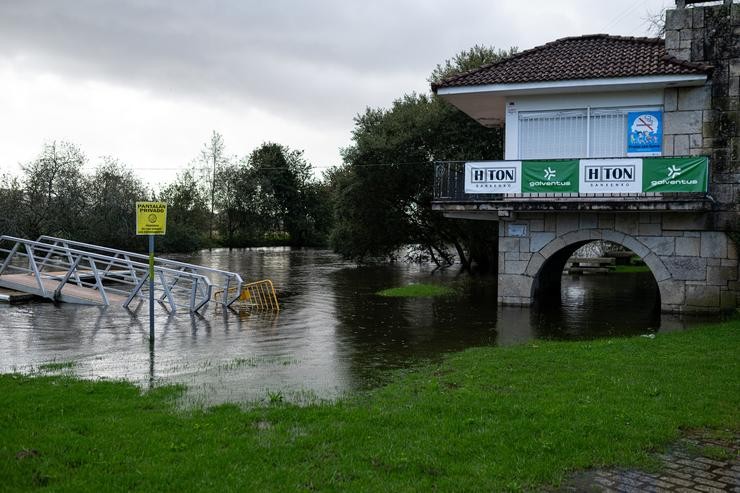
left=0, top=273, right=127, bottom=305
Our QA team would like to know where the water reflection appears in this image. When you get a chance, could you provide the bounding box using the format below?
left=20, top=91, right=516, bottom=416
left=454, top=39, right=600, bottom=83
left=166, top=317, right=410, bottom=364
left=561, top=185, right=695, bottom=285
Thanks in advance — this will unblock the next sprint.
left=0, top=248, right=722, bottom=405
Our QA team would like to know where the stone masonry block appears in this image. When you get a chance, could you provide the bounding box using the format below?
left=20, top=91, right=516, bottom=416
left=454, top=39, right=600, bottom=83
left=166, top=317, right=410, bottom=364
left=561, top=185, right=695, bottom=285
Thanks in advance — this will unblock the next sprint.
left=663, top=134, right=675, bottom=156
left=665, top=111, right=703, bottom=135
left=664, top=87, right=678, bottom=111
left=674, top=134, right=690, bottom=155
left=525, top=253, right=546, bottom=277
left=539, top=237, right=566, bottom=259
left=690, top=133, right=703, bottom=148
left=498, top=274, right=533, bottom=298
left=720, top=290, right=736, bottom=310
left=519, top=238, right=530, bottom=253
left=663, top=256, right=707, bottom=281
left=662, top=213, right=709, bottom=230
left=644, top=252, right=671, bottom=282
left=529, top=219, right=545, bottom=232
left=707, top=265, right=738, bottom=285
left=601, top=230, right=625, bottom=246
left=614, top=215, right=639, bottom=235
left=676, top=236, right=701, bottom=256
left=544, top=214, right=557, bottom=232
left=658, top=279, right=686, bottom=305
left=500, top=237, right=520, bottom=253
left=556, top=213, right=579, bottom=236
left=598, top=214, right=615, bottom=229
left=679, top=86, right=711, bottom=111
left=700, top=231, right=728, bottom=258
left=692, top=6, right=704, bottom=28
left=579, top=213, right=598, bottom=229
left=588, top=230, right=602, bottom=240
left=686, top=284, right=720, bottom=308
left=621, top=236, right=650, bottom=259
left=530, top=232, right=555, bottom=253
left=505, top=251, right=519, bottom=261
left=638, top=222, right=662, bottom=236
left=639, top=236, right=676, bottom=256
left=666, top=8, right=691, bottom=31
left=562, top=230, right=590, bottom=245
left=505, top=261, right=528, bottom=275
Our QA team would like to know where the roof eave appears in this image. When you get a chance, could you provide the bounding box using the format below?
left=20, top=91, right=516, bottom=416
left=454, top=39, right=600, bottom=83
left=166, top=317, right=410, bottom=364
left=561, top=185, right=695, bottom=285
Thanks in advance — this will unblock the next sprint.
left=435, top=74, right=708, bottom=96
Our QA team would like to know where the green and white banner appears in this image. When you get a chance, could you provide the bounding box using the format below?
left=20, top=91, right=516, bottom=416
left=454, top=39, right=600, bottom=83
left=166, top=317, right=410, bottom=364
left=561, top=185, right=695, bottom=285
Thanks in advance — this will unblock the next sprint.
left=464, top=157, right=708, bottom=195
left=642, top=157, right=708, bottom=193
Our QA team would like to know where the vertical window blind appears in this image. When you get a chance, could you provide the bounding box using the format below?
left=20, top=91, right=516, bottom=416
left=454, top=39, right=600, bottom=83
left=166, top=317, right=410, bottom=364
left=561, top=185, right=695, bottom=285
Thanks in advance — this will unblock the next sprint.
left=518, top=107, right=633, bottom=160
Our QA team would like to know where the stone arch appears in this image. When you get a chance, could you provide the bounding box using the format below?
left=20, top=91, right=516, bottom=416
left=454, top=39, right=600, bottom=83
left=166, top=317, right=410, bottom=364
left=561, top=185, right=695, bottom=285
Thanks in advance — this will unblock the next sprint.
left=527, top=229, right=672, bottom=309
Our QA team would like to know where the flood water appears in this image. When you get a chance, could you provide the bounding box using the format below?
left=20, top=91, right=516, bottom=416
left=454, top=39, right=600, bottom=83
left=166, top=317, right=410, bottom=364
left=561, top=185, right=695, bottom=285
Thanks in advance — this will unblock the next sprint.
left=0, top=248, right=722, bottom=406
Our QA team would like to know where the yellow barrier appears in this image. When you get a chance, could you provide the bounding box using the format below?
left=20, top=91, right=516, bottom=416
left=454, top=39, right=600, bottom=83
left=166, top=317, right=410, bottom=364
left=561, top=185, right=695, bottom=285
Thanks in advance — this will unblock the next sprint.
left=214, top=279, right=279, bottom=312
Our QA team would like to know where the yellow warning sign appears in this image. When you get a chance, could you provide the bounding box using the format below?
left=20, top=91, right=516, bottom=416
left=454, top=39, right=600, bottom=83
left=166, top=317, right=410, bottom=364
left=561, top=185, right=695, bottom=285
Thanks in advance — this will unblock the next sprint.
left=136, top=202, right=167, bottom=235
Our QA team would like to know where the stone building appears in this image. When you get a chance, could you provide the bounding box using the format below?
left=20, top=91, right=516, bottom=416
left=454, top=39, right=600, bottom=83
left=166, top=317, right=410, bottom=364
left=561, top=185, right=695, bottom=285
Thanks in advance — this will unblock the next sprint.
left=431, top=0, right=739, bottom=313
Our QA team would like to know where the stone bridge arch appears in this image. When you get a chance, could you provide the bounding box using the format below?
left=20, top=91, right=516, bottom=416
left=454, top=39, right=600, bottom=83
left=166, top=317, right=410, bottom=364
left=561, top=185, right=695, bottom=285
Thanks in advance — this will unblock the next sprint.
left=496, top=212, right=738, bottom=313
left=527, top=229, right=669, bottom=308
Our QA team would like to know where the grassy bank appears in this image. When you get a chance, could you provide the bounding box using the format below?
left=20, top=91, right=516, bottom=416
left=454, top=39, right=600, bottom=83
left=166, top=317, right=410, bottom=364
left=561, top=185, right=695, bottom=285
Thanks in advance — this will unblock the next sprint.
left=1, top=320, right=738, bottom=492
left=377, top=283, right=455, bottom=297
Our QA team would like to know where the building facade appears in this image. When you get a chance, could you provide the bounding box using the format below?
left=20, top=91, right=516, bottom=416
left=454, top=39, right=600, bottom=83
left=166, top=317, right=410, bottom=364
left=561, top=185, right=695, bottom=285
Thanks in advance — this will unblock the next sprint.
left=431, top=0, right=739, bottom=313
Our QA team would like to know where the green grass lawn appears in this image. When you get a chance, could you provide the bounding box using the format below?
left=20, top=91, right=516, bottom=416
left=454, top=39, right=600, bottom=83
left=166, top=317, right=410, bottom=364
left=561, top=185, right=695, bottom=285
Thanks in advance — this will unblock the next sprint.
left=1, top=319, right=738, bottom=492
left=376, top=283, right=455, bottom=297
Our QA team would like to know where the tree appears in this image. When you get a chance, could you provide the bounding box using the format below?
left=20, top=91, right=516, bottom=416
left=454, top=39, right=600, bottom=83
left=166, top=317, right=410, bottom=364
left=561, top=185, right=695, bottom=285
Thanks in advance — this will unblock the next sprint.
left=429, top=45, right=518, bottom=85
left=158, top=169, right=210, bottom=252
left=81, top=157, right=148, bottom=250
left=0, top=173, right=25, bottom=237
left=197, top=131, right=230, bottom=241
left=331, top=46, right=516, bottom=270
left=248, top=143, right=317, bottom=245
left=20, top=141, right=87, bottom=239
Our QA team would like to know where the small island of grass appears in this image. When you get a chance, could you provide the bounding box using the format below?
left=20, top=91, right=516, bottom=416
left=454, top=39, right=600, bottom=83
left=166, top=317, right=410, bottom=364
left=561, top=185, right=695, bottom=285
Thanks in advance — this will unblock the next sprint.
left=376, top=283, right=455, bottom=298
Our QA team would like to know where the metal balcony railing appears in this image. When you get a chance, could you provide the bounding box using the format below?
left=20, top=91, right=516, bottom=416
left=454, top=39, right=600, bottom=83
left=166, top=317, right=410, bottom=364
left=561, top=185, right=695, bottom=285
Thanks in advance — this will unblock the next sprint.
left=433, top=161, right=709, bottom=204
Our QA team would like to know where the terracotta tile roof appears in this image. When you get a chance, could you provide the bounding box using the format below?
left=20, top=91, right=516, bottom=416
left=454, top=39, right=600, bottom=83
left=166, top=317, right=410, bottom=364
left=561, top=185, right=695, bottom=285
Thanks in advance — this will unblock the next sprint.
left=432, top=34, right=710, bottom=91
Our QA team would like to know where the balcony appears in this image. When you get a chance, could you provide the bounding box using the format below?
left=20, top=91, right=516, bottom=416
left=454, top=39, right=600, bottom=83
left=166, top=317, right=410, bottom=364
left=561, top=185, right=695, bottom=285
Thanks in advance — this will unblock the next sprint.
left=432, top=158, right=713, bottom=214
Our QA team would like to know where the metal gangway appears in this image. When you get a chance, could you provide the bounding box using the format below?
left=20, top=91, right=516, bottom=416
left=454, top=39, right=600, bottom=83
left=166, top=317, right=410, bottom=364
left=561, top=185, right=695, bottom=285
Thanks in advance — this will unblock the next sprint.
left=0, top=235, right=246, bottom=312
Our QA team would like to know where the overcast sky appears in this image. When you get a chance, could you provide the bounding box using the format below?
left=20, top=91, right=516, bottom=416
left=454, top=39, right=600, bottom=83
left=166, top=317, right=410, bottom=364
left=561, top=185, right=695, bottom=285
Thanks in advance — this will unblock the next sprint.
left=0, top=0, right=673, bottom=188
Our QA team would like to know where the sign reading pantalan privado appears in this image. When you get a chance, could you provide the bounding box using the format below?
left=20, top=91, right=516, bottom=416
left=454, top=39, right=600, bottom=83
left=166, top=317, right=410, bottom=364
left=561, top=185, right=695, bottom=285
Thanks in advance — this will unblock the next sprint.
left=136, top=202, right=168, bottom=235
left=463, top=157, right=708, bottom=195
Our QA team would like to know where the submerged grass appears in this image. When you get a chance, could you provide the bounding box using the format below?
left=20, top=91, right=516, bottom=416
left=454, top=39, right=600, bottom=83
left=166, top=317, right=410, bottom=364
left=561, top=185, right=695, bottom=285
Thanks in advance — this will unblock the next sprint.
left=376, top=283, right=456, bottom=298
left=36, top=360, right=76, bottom=372
left=1, top=319, right=738, bottom=492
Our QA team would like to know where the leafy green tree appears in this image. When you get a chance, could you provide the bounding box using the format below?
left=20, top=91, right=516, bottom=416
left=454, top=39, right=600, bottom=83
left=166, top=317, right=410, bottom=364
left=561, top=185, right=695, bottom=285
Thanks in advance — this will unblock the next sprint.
left=20, top=141, right=88, bottom=239
left=158, top=169, right=210, bottom=252
left=248, top=143, right=317, bottom=246
left=429, top=45, right=518, bottom=85
left=0, top=174, right=25, bottom=237
left=81, top=157, right=148, bottom=250
left=331, top=46, right=515, bottom=269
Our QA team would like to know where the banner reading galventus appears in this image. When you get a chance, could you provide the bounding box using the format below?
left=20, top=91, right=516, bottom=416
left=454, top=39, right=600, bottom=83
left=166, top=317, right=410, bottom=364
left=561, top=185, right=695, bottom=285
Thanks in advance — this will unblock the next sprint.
left=521, top=160, right=579, bottom=193
left=463, top=157, right=708, bottom=194
left=642, top=156, right=708, bottom=193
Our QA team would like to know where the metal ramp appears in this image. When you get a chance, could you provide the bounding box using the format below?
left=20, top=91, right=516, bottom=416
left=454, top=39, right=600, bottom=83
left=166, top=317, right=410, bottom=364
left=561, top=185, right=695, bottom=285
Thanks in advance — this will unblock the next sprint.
left=0, top=235, right=247, bottom=312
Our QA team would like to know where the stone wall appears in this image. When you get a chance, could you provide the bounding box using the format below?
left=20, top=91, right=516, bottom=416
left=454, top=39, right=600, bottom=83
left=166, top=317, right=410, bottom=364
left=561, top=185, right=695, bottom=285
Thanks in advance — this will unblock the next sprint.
left=664, top=1, right=740, bottom=231
left=498, top=212, right=738, bottom=313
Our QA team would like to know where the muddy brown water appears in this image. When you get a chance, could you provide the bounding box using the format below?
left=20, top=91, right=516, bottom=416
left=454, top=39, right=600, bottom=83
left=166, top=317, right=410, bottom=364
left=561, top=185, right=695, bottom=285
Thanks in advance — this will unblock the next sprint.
left=0, top=248, right=722, bottom=406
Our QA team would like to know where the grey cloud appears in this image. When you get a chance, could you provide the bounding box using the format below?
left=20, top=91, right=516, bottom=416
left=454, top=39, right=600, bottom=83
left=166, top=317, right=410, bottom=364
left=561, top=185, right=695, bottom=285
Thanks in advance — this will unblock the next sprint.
left=0, top=1, right=661, bottom=127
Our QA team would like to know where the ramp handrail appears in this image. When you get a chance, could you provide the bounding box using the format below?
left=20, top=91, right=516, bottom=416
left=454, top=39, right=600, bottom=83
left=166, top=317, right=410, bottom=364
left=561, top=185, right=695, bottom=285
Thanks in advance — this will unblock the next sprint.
left=35, top=235, right=243, bottom=307
left=0, top=235, right=213, bottom=312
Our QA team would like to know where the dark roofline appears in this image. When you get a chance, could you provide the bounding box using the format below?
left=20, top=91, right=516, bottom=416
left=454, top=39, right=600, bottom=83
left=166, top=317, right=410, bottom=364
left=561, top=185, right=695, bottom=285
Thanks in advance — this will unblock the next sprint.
left=431, top=34, right=712, bottom=93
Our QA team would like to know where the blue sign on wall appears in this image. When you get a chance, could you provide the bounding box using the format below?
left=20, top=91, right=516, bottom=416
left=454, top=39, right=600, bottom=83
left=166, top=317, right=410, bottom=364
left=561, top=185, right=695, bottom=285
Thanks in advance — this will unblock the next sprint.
left=627, top=111, right=662, bottom=156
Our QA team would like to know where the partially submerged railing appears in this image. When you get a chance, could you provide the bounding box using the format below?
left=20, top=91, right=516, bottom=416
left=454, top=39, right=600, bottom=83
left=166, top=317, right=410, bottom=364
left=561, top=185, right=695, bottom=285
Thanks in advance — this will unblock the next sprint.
left=213, top=279, right=279, bottom=312
left=35, top=236, right=244, bottom=308
left=0, top=235, right=214, bottom=312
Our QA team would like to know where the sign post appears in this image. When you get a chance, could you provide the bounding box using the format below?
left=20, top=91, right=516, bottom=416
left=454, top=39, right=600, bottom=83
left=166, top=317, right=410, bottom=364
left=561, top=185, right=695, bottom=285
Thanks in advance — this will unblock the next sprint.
left=135, top=201, right=167, bottom=341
